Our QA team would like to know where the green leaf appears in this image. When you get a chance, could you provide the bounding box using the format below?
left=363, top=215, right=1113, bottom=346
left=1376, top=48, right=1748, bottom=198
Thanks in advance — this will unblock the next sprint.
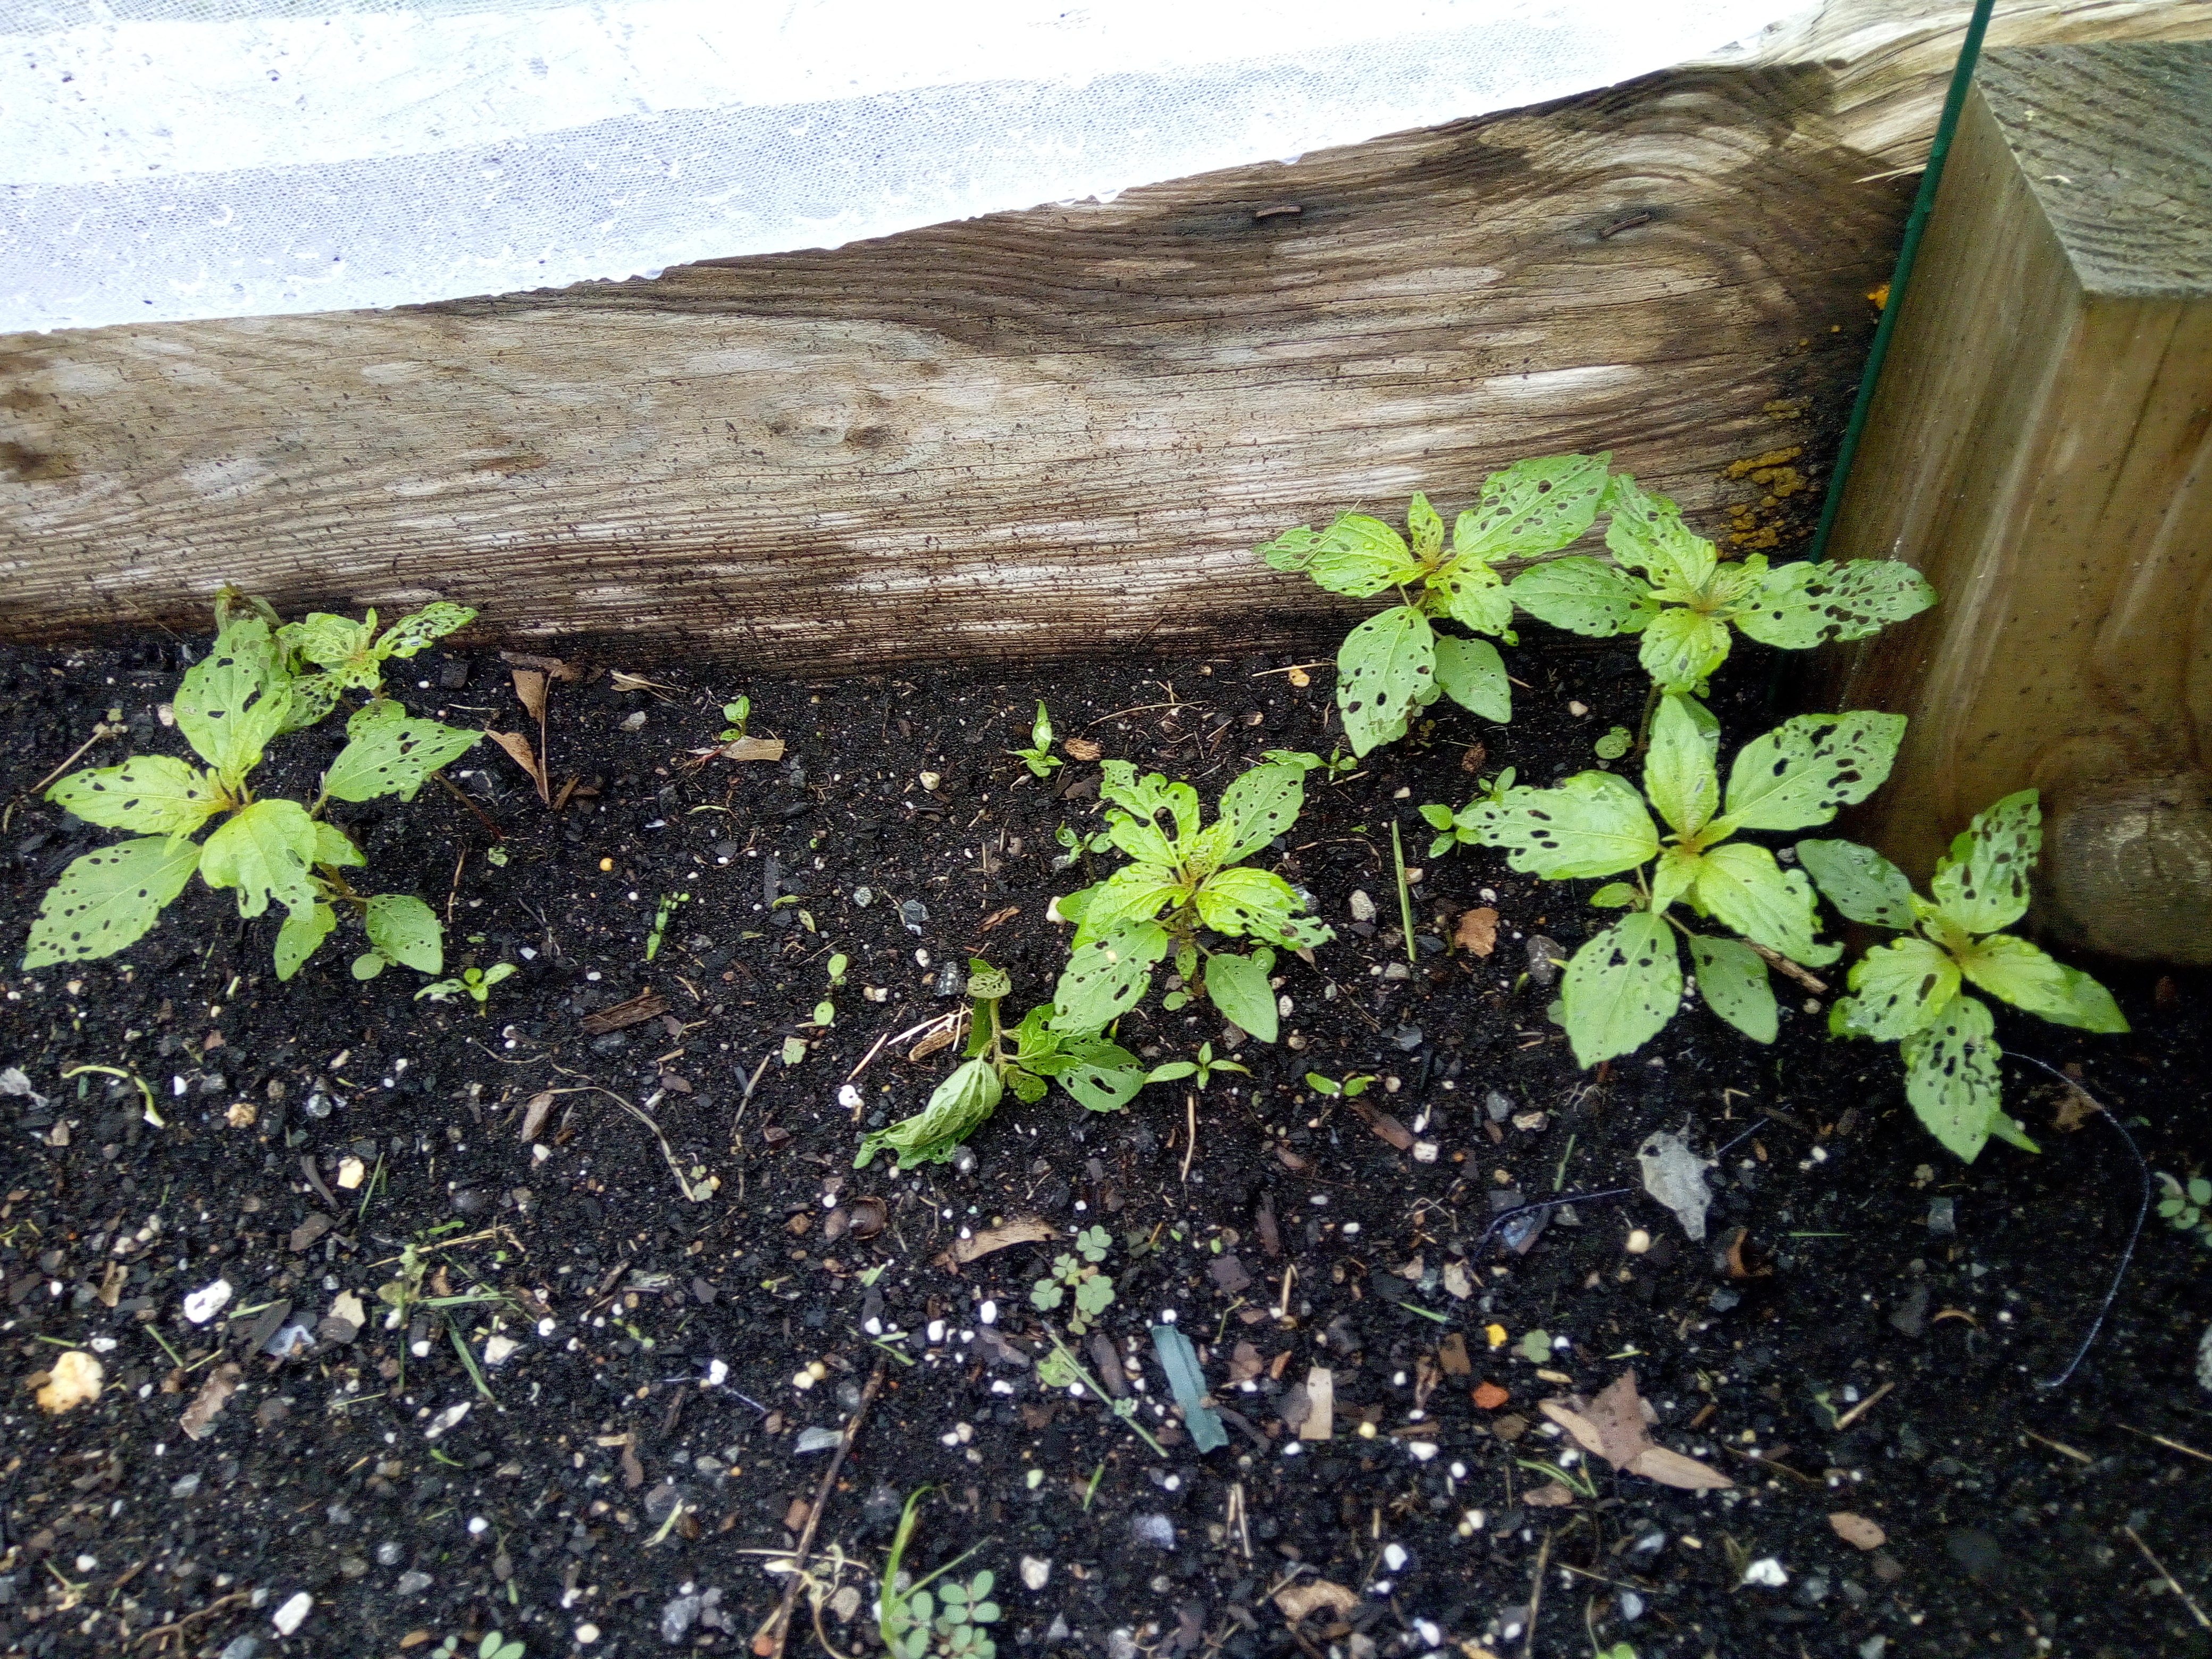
left=364, top=893, right=443, bottom=974
left=1506, top=556, right=1657, bottom=637
left=1690, top=842, right=1838, bottom=966
left=1643, top=691, right=1719, bottom=837
left=173, top=618, right=292, bottom=785
left=1479, top=772, right=1659, bottom=879
left=1099, top=760, right=1200, bottom=842
left=1407, top=492, right=1446, bottom=563
left=966, top=958, right=1013, bottom=1002
left=1275, top=514, right=1424, bottom=597
left=314, top=821, right=366, bottom=868
left=855, top=1057, right=1003, bottom=1170
left=1901, top=993, right=2005, bottom=1162
left=1058, top=1057, right=1146, bottom=1113
left=198, top=798, right=317, bottom=920
left=23, top=836, right=202, bottom=967
left=1336, top=605, right=1437, bottom=757
left=1589, top=881, right=1638, bottom=908
left=1559, top=912, right=1681, bottom=1068
left=274, top=901, right=337, bottom=981
left=1593, top=726, right=1632, bottom=760
left=1712, top=711, right=1906, bottom=835
left=1603, top=474, right=1716, bottom=592
left=1637, top=606, right=1731, bottom=691
left=1193, top=867, right=1327, bottom=949
left=1068, top=865, right=1180, bottom=944
left=1052, top=921, right=1170, bottom=1032
left=1146, top=1061, right=1196, bottom=1083
left=48, top=756, right=227, bottom=839
left=275, top=670, right=345, bottom=734
left=286, top=612, right=379, bottom=683
left=1833, top=936, right=1961, bottom=1041
left=354, top=952, right=388, bottom=981
left=1649, top=843, right=1702, bottom=911
left=1686, top=934, right=1775, bottom=1043
left=376, top=601, right=477, bottom=659
left=1795, top=838, right=1915, bottom=929
left=1204, top=951, right=1278, bottom=1042
left=1449, top=453, right=1611, bottom=564
left=1216, top=759, right=1309, bottom=862
left=322, top=700, right=482, bottom=802
left=1956, top=933, right=2127, bottom=1033
left=1735, top=559, right=1935, bottom=649
left=1431, top=635, right=1511, bottom=722
left=1931, top=789, right=2039, bottom=934
left=1428, top=562, right=1516, bottom=637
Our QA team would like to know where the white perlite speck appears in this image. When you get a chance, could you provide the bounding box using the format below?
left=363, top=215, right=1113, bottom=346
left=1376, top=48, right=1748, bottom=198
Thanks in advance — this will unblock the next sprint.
left=1741, top=1558, right=1788, bottom=1588
left=1020, top=1556, right=1051, bottom=1591
left=182, top=1279, right=232, bottom=1324
left=272, top=1591, right=313, bottom=1635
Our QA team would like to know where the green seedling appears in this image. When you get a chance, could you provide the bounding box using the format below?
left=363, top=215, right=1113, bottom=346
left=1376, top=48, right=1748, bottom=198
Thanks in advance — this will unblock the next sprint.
left=26, top=596, right=479, bottom=983
left=1799, top=791, right=2126, bottom=1162
left=1594, top=725, right=1633, bottom=760
left=878, top=1491, right=998, bottom=1659
left=1268, top=745, right=1356, bottom=780
left=1052, top=823, right=1115, bottom=874
left=718, top=697, right=751, bottom=741
left=1144, top=1041, right=1249, bottom=1091
left=1034, top=1327, right=1169, bottom=1456
left=1476, top=692, right=1905, bottom=1067
left=1507, top=471, right=1933, bottom=699
left=1305, top=1071, right=1377, bottom=1099
left=827, top=952, right=851, bottom=986
left=1008, top=702, right=1063, bottom=780
left=645, top=890, right=690, bottom=961
left=430, top=1635, right=523, bottom=1659
left=1052, top=755, right=1331, bottom=1040
left=1418, top=766, right=1515, bottom=860
left=1258, top=455, right=1615, bottom=754
left=1029, top=1227, right=1117, bottom=1333
left=2156, top=1173, right=2212, bottom=1250
left=415, top=961, right=518, bottom=1013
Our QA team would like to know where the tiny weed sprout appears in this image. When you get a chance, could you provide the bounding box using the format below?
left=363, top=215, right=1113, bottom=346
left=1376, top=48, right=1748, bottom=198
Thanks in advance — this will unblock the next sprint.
left=1476, top=693, right=1905, bottom=1066
left=1258, top=454, right=1613, bottom=755
left=1418, top=766, right=1515, bottom=860
left=25, top=595, right=479, bottom=984
left=1506, top=471, right=1934, bottom=699
left=1051, top=754, right=1331, bottom=1041
left=718, top=696, right=750, bottom=741
left=1144, top=1041, right=1249, bottom=1091
left=1800, top=791, right=2126, bottom=1161
left=1594, top=725, right=1633, bottom=760
left=2155, top=1173, right=2212, bottom=1250
left=879, top=1492, right=999, bottom=1659
left=644, top=890, right=689, bottom=961
left=431, top=1633, right=523, bottom=1659
left=1029, top=1227, right=1117, bottom=1333
left=1009, top=701, right=1063, bottom=779
left=415, top=961, right=518, bottom=1013
left=1305, top=1071, right=1377, bottom=1098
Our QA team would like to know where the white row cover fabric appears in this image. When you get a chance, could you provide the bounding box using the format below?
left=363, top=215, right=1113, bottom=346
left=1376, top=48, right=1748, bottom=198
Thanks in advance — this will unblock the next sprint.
left=3, top=0, right=1806, bottom=332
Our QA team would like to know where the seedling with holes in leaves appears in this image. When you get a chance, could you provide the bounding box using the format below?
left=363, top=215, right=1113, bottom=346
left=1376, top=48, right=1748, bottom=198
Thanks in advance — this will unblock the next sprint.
left=1473, top=692, right=1905, bottom=1067
left=1418, top=766, right=1516, bottom=861
left=24, top=595, right=479, bottom=985
left=1008, top=702, right=1064, bottom=780
left=1051, top=753, right=1331, bottom=1041
left=1256, top=455, right=1613, bottom=755
left=1797, top=791, right=2126, bottom=1162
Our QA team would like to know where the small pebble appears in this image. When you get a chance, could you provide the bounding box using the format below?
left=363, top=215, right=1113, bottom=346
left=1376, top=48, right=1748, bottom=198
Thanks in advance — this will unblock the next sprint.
left=1625, top=1228, right=1652, bottom=1254
left=271, top=1591, right=313, bottom=1636
left=1020, top=1556, right=1052, bottom=1591
left=576, top=1626, right=600, bottom=1646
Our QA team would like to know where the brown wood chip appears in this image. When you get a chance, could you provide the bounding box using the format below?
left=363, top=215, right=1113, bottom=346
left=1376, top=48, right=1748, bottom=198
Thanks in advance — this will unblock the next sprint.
left=1437, top=1331, right=1472, bottom=1376
left=1454, top=906, right=1499, bottom=956
left=580, top=990, right=668, bottom=1035
left=933, top=1216, right=1054, bottom=1270
left=714, top=736, right=787, bottom=762
left=1350, top=1102, right=1414, bottom=1152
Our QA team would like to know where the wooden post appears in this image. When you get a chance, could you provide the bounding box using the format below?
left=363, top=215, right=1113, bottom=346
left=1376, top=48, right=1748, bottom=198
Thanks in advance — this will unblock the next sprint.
left=1825, top=42, right=2212, bottom=965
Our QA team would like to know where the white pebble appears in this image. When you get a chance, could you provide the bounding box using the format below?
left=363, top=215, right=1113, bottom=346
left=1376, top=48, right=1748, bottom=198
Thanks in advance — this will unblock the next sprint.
left=1020, top=1556, right=1052, bottom=1591
left=576, top=1624, right=601, bottom=1644
left=979, top=1300, right=998, bottom=1326
left=182, top=1279, right=232, bottom=1324
left=1626, top=1228, right=1652, bottom=1254
left=272, top=1591, right=313, bottom=1636
left=1383, top=1544, right=1408, bottom=1572
left=1406, top=1442, right=1439, bottom=1462
left=837, top=1084, right=863, bottom=1110
left=1741, top=1558, right=1789, bottom=1588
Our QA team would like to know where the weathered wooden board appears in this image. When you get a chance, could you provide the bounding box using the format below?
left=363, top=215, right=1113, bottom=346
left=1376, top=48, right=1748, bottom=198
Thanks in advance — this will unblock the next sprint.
left=1825, top=43, right=2212, bottom=964
left=2, top=0, right=2207, bottom=671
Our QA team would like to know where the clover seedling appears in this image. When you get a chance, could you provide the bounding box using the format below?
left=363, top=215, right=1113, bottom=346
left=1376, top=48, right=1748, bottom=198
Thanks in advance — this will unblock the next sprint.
left=1798, top=791, right=2126, bottom=1161
left=1508, top=473, right=1934, bottom=697
left=1030, top=1227, right=1117, bottom=1333
left=878, top=1492, right=999, bottom=1659
left=1009, top=702, right=1063, bottom=779
left=1258, top=455, right=1613, bottom=754
left=1475, top=693, right=1904, bottom=1066
left=2156, top=1174, right=2212, bottom=1251
left=27, top=599, right=479, bottom=985
left=1052, top=756, right=1331, bottom=1040
left=415, top=961, right=517, bottom=1012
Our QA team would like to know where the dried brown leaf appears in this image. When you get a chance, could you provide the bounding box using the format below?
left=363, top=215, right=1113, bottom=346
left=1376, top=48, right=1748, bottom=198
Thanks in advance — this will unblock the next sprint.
left=1460, top=742, right=1488, bottom=774
left=1436, top=1332, right=1472, bottom=1377
left=1228, top=1342, right=1264, bottom=1385
left=1542, top=1370, right=1733, bottom=1491
left=934, top=1217, right=1054, bottom=1269
left=978, top=906, right=1019, bottom=933
left=1062, top=737, right=1103, bottom=762
left=1625, top=1445, right=1735, bottom=1491
left=499, top=649, right=582, bottom=682
left=1455, top=906, right=1499, bottom=957
left=1350, top=1102, right=1413, bottom=1152
left=715, top=736, right=786, bottom=763
left=181, top=1362, right=243, bottom=1440
left=486, top=728, right=548, bottom=802
left=520, top=1091, right=555, bottom=1141
left=1829, top=1512, right=1887, bottom=1550
left=1273, top=1580, right=1355, bottom=1623
left=510, top=667, right=548, bottom=724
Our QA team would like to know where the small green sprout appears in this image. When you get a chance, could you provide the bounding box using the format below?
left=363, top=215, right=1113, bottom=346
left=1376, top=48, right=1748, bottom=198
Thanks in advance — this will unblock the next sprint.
left=414, top=961, right=518, bottom=1012
left=878, top=1492, right=999, bottom=1659
left=827, top=951, right=851, bottom=986
left=718, top=697, right=751, bottom=741
left=1009, top=702, right=1063, bottom=780
left=1305, top=1071, right=1377, bottom=1098
left=1144, top=1041, right=1249, bottom=1091
left=2156, top=1173, right=2212, bottom=1250
left=645, top=890, right=690, bottom=961
left=1417, top=767, right=1516, bottom=860
left=1594, top=725, right=1633, bottom=760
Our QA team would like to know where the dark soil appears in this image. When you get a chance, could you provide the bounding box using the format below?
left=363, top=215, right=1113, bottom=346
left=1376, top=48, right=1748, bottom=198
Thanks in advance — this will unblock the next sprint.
left=1, top=630, right=2206, bottom=1659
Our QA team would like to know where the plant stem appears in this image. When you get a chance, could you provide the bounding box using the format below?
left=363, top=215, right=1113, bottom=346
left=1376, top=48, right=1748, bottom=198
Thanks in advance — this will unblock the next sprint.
left=1390, top=822, right=1417, bottom=965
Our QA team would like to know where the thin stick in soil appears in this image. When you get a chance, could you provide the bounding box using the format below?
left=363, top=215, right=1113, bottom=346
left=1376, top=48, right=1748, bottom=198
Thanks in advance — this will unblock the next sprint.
left=751, top=1360, right=887, bottom=1659
left=2123, top=1525, right=2212, bottom=1632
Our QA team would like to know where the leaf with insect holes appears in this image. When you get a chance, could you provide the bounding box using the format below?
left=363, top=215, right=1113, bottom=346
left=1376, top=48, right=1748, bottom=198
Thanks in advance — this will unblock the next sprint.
left=1407, top=492, right=1446, bottom=563
left=1931, top=789, right=2039, bottom=934
left=377, top=602, right=476, bottom=659
left=1277, top=513, right=1426, bottom=597
left=1560, top=911, right=1682, bottom=1068
left=1336, top=605, right=1437, bottom=757
left=48, top=756, right=227, bottom=840
left=23, top=836, right=202, bottom=967
left=1480, top=771, right=1658, bottom=880
left=855, top=1055, right=1002, bottom=1170
left=197, top=797, right=317, bottom=921
left=1508, top=555, right=1658, bottom=637
left=1052, top=920, right=1171, bottom=1034
left=1193, top=867, right=1330, bottom=950
left=174, top=618, right=292, bottom=787
left=313, top=820, right=365, bottom=868
left=1643, top=692, right=1719, bottom=837
left=1690, top=842, right=1837, bottom=965
left=1431, top=634, right=1511, bottom=722
left=1603, top=474, right=1715, bottom=592
left=1216, top=759, right=1309, bottom=862
left=1100, top=760, right=1201, bottom=843
left=284, top=611, right=380, bottom=687
left=1046, top=1032, right=1146, bottom=1112
left=273, top=901, right=337, bottom=981
left=1686, top=934, right=1775, bottom=1043
left=275, top=669, right=345, bottom=734
left=1711, top=711, right=1905, bottom=836
left=1204, top=950, right=1278, bottom=1043
left=1795, top=837, right=1916, bottom=930
left=1955, top=932, right=2126, bottom=1033
left=1901, top=991, right=2006, bottom=1162
left=1428, top=560, right=1516, bottom=638
left=1833, top=935, right=1961, bottom=1041
left=1065, top=866, right=1181, bottom=946
left=1637, top=606, right=1732, bottom=691
left=322, top=699, right=481, bottom=803
left=1733, top=559, right=1934, bottom=649
left=363, top=893, right=442, bottom=974
left=1450, top=452, right=1611, bottom=564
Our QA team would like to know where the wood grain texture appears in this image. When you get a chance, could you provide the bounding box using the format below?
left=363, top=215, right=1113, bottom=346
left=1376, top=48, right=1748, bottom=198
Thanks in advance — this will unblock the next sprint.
left=2, top=1, right=2208, bottom=673
left=1826, top=44, right=2212, bottom=964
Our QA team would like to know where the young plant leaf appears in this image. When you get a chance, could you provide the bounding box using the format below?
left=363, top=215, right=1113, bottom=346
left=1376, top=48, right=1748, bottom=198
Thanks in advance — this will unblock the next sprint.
left=854, top=1055, right=1003, bottom=1170
left=275, top=669, right=345, bottom=734
left=1832, top=936, right=1962, bottom=1041
left=1900, top=992, right=2004, bottom=1162
left=1480, top=772, right=1659, bottom=879
left=273, top=901, right=337, bottom=981
left=1067, top=867, right=1182, bottom=943
left=1099, top=761, right=1200, bottom=842
left=1431, top=634, right=1511, bottom=722
left=1449, top=453, right=1611, bottom=564
left=363, top=893, right=443, bottom=974
left=1263, top=515, right=1423, bottom=597
left=1930, top=789, right=2038, bottom=934
left=1053, top=921, right=1170, bottom=1033
left=1955, top=933, right=2127, bottom=1033
left=1685, top=934, right=1776, bottom=1043
left=22, top=836, right=202, bottom=967
left=1216, top=760, right=1308, bottom=862
left=1057, top=1053, right=1147, bottom=1113
left=48, top=756, right=227, bottom=839
left=1336, top=605, right=1437, bottom=757
left=287, top=612, right=380, bottom=685
left=1636, top=606, right=1731, bottom=691
left=313, top=821, right=366, bottom=868
left=173, top=618, right=292, bottom=786
left=322, top=700, right=482, bottom=802
left=1203, top=951, right=1278, bottom=1043
left=1560, top=912, right=1682, bottom=1068
left=1192, top=866, right=1310, bottom=945
left=1734, top=559, right=1934, bottom=648
left=376, top=602, right=477, bottom=659
left=1642, top=692, right=1719, bottom=837
left=1429, top=564, right=1515, bottom=637
left=1603, top=474, right=1715, bottom=592
left=1506, top=556, right=1658, bottom=637
left=1795, top=837, right=1915, bottom=929
left=197, top=798, right=317, bottom=920
left=1712, top=711, right=1906, bottom=835
left=1407, top=493, right=1446, bottom=562
left=1689, top=843, right=1838, bottom=966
